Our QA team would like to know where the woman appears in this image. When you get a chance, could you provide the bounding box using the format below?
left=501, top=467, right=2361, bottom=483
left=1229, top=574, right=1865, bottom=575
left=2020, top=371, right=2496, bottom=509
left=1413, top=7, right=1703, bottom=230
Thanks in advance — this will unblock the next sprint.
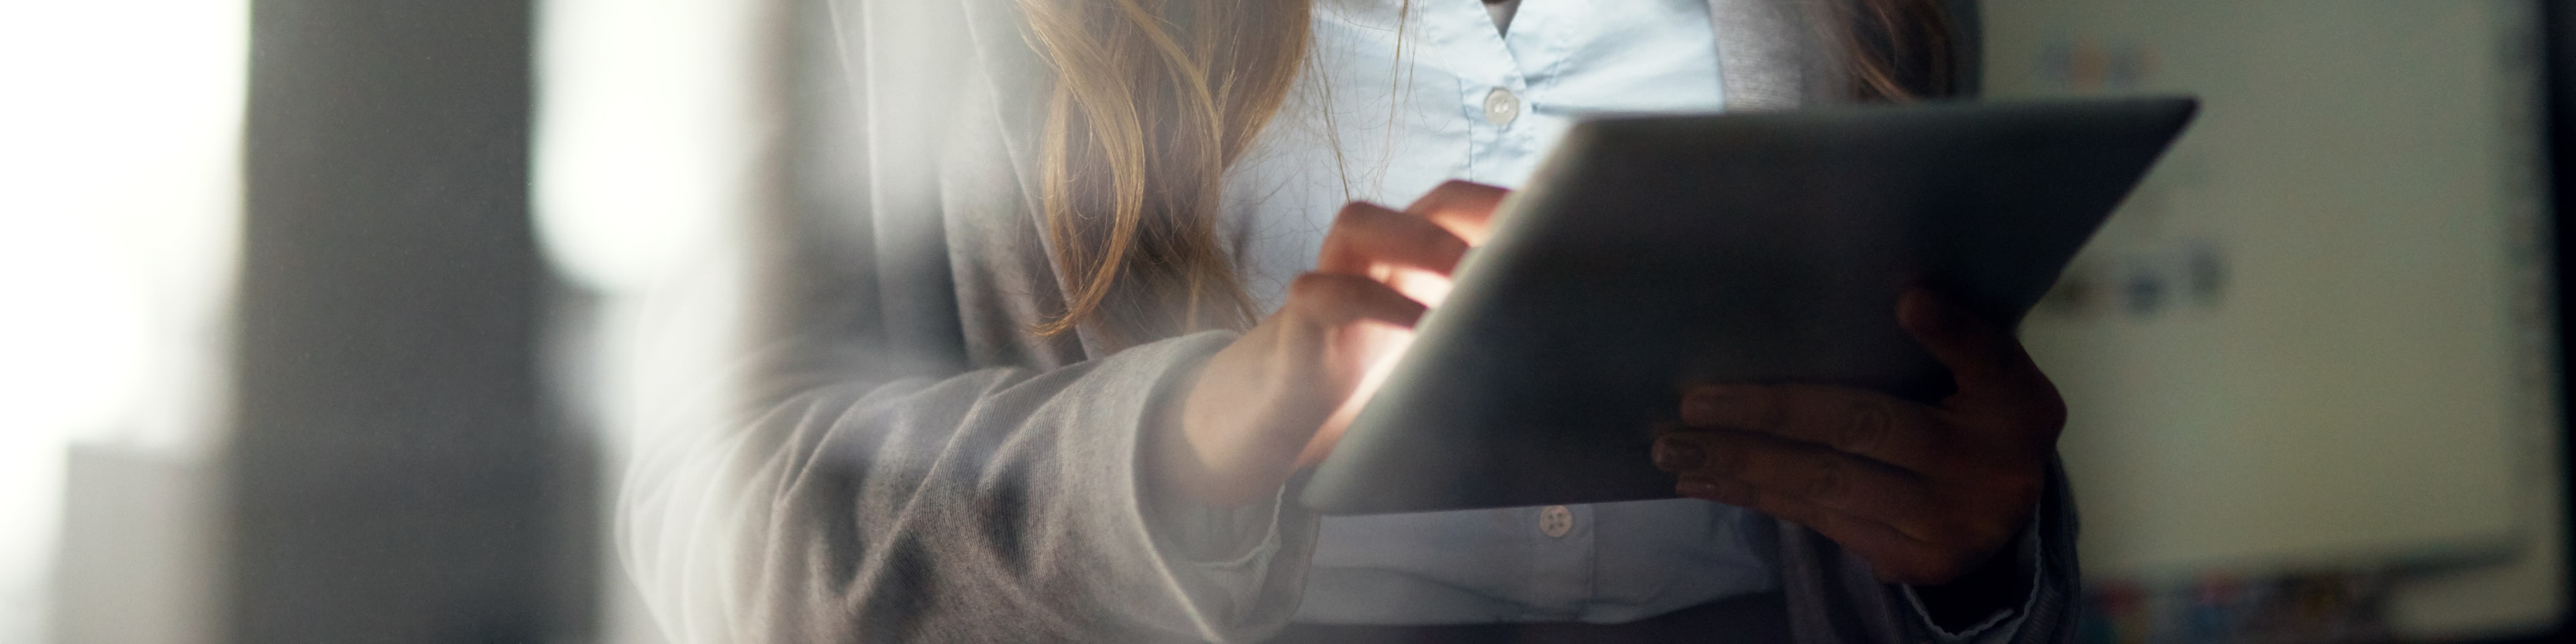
left=620, top=1, right=2078, bottom=642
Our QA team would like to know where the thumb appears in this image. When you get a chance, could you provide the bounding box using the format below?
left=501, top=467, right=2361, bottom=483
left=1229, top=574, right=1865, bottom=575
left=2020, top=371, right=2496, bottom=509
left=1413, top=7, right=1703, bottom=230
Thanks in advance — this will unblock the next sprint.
left=1896, top=288, right=2047, bottom=406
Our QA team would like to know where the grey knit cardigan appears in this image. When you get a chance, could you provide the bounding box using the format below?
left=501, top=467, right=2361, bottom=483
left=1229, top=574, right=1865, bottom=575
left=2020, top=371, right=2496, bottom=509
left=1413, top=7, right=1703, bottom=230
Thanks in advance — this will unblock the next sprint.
left=616, top=1, right=2081, bottom=643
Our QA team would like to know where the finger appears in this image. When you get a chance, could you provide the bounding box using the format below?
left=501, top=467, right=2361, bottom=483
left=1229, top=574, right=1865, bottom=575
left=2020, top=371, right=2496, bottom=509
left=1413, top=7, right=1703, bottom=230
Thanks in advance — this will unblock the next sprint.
left=1673, top=476, right=1964, bottom=585
left=1281, top=274, right=1424, bottom=470
left=1654, top=429, right=1942, bottom=533
left=1401, top=180, right=1509, bottom=245
left=1300, top=329, right=1415, bottom=470
left=1896, top=288, right=2048, bottom=400
left=1318, top=201, right=1472, bottom=276
left=1285, top=272, right=1428, bottom=329
left=1678, top=383, right=1949, bottom=472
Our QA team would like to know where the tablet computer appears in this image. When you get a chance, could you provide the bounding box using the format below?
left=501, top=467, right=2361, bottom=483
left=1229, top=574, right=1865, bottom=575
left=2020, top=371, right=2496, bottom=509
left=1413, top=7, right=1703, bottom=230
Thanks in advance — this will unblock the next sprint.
left=1299, top=97, right=2198, bottom=515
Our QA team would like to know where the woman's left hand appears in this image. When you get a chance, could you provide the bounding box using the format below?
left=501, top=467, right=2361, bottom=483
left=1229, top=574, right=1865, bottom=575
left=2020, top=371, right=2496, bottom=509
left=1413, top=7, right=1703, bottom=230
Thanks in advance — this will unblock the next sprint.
left=1650, top=288, right=2065, bottom=586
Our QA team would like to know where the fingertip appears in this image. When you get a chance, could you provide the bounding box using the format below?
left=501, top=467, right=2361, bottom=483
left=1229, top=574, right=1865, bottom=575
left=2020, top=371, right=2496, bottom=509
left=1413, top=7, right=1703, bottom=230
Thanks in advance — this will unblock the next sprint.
left=1646, top=419, right=1682, bottom=439
left=1393, top=304, right=1428, bottom=327
left=1652, top=436, right=1705, bottom=471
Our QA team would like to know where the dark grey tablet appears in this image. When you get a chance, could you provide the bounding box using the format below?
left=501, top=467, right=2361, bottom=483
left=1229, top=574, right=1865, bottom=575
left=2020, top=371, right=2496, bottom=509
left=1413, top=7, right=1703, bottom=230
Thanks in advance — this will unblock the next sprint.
left=1299, top=97, right=2198, bottom=515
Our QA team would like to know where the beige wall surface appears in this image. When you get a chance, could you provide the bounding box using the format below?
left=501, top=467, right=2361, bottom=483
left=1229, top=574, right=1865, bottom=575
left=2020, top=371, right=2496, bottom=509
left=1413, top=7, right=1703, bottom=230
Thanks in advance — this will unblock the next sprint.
left=1980, top=0, right=2562, bottom=636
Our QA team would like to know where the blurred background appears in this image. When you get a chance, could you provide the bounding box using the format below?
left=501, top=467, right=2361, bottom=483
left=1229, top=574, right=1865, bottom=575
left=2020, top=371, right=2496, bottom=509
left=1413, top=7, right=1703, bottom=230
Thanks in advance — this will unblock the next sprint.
left=0, top=0, right=2569, bottom=642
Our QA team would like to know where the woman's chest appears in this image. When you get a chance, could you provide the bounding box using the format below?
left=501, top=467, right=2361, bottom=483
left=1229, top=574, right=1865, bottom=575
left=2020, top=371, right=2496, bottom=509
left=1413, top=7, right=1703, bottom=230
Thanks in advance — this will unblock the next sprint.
left=1224, top=0, right=1731, bottom=309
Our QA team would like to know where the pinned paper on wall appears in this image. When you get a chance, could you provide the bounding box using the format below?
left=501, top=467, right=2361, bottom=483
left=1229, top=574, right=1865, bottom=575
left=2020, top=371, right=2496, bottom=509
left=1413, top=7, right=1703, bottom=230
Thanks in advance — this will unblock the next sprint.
left=1981, top=1, right=2559, bottom=637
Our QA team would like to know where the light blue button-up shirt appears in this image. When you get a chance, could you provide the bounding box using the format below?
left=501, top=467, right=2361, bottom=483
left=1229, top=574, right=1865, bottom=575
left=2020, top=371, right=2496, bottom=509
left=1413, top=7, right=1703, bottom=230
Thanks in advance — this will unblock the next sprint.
left=1221, top=0, right=1777, bottom=626
left=1220, top=0, right=2035, bottom=636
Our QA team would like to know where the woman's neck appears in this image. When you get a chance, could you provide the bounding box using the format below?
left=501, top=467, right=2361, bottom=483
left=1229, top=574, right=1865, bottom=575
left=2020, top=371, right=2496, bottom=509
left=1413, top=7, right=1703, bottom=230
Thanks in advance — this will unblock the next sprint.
left=1484, top=0, right=1520, bottom=35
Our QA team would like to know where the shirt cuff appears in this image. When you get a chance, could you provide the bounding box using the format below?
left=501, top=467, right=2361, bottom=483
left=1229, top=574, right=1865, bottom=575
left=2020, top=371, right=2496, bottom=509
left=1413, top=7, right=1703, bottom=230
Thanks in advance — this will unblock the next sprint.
left=1144, top=476, right=1295, bottom=565
left=1898, top=516, right=2045, bottom=643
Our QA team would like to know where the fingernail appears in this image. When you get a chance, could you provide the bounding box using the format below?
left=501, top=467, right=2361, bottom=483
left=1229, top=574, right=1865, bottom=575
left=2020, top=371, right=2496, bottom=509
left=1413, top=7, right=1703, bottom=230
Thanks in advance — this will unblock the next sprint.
left=1653, top=439, right=1704, bottom=471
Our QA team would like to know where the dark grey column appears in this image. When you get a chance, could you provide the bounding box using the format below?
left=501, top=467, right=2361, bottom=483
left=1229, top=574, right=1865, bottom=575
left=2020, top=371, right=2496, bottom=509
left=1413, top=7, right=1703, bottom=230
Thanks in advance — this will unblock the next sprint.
left=231, top=1, right=580, bottom=642
left=2544, top=3, right=2576, bottom=638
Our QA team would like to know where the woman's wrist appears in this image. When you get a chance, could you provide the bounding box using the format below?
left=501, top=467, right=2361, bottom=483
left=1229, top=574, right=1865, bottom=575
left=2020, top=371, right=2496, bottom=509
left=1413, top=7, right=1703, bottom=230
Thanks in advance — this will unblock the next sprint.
left=1152, top=329, right=1319, bottom=508
left=1144, top=350, right=1236, bottom=507
left=1909, top=523, right=2035, bottom=633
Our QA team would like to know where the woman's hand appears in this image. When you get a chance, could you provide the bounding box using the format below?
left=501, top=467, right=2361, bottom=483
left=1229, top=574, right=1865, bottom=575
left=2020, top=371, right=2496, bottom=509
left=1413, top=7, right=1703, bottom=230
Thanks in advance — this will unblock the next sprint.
left=1652, top=288, right=2065, bottom=586
left=1156, top=181, right=1507, bottom=507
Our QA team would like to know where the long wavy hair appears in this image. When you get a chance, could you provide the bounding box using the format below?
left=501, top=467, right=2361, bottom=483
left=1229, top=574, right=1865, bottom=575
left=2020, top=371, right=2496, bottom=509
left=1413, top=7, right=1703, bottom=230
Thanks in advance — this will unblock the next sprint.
left=1020, top=0, right=1960, bottom=345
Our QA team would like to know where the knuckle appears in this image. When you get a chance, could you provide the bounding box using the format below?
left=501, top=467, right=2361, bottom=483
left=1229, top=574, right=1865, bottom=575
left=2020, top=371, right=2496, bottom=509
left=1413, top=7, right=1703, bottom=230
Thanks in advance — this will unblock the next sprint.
left=1330, top=202, right=1392, bottom=235
left=1704, top=436, right=1751, bottom=472
left=1764, top=499, right=1819, bottom=527
left=1719, top=388, right=1783, bottom=431
left=1421, top=227, right=1469, bottom=259
left=1800, top=452, right=1848, bottom=501
left=1712, top=478, right=1759, bottom=506
left=1332, top=201, right=1381, bottom=223
left=1287, top=273, right=1334, bottom=298
left=1755, top=394, right=1792, bottom=433
left=1922, top=429, right=1970, bottom=470
left=1840, top=399, right=1896, bottom=453
left=1883, top=547, right=1974, bottom=586
left=1287, top=274, right=1362, bottom=308
left=1930, top=519, right=1988, bottom=556
left=1924, top=552, right=1977, bottom=585
left=1387, top=218, right=1462, bottom=258
left=1691, top=477, right=1758, bottom=506
left=1990, top=472, right=2047, bottom=513
left=1966, top=523, right=2016, bottom=557
left=1335, top=201, right=1465, bottom=263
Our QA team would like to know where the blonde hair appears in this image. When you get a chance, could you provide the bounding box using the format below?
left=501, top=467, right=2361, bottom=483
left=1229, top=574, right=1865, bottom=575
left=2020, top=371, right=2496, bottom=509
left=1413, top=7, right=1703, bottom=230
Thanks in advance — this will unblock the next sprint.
left=1018, top=0, right=1313, bottom=345
left=1020, top=0, right=1955, bottom=343
left=1839, top=0, right=1960, bottom=101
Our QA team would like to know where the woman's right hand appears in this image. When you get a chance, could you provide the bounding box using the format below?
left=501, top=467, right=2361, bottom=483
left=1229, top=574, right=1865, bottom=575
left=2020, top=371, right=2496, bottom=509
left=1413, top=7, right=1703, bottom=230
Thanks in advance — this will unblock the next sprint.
left=1156, top=180, right=1507, bottom=506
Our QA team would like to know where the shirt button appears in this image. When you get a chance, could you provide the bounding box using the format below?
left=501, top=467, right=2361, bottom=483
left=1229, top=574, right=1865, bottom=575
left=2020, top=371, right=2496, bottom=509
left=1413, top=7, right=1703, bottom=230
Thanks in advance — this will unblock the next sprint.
left=1538, top=504, right=1573, bottom=538
left=1483, top=87, right=1521, bottom=125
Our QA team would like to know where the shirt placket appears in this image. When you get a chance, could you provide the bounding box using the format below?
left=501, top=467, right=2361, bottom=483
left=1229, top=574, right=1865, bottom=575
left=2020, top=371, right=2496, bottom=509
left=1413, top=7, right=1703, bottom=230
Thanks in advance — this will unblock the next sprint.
left=1420, top=0, right=1535, bottom=188
left=1420, top=0, right=1599, bottom=619
left=1519, top=503, right=1597, bottom=618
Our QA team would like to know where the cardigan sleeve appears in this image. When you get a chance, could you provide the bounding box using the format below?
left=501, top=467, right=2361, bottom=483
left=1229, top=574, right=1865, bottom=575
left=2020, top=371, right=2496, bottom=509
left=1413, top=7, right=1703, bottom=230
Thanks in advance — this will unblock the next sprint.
left=618, top=328, right=1322, bottom=644
left=1775, top=458, right=2080, bottom=644
left=614, top=1, right=1320, bottom=641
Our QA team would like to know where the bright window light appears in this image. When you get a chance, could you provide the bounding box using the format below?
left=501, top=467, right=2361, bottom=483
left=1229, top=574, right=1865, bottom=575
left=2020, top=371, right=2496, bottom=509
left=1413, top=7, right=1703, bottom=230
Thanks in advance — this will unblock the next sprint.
left=0, top=0, right=248, bottom=640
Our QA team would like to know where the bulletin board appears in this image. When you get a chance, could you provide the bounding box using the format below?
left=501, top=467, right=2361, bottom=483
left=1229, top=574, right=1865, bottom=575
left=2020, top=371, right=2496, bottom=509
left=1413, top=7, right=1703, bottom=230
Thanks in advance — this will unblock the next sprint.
left=1980, top=1, right=2558, bottom=616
